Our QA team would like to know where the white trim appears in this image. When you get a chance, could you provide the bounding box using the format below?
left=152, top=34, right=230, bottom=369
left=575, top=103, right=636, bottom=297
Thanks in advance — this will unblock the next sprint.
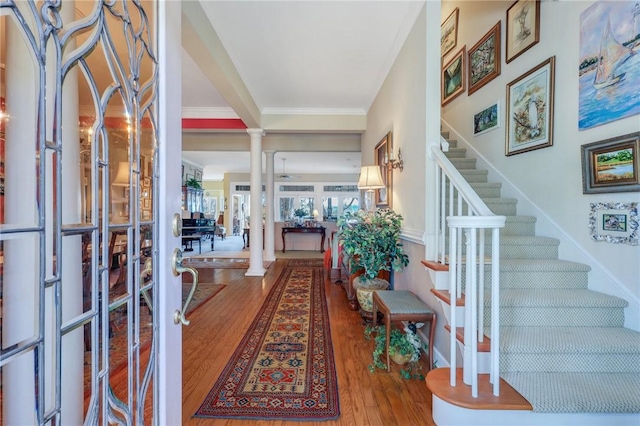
left=182, top=106, right=239, bottom=119
left=262, top=107, right=366, bottom=116
left=400, top=228, right=425, bottom=245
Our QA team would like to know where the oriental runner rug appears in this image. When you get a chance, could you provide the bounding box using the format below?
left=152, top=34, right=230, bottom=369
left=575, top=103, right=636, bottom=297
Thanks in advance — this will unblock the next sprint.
left=194, top=265, right=340, bottom=421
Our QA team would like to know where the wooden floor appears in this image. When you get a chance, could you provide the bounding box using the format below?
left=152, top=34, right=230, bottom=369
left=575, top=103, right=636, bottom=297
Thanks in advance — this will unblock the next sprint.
left=182, top=259, right=436, bottom=425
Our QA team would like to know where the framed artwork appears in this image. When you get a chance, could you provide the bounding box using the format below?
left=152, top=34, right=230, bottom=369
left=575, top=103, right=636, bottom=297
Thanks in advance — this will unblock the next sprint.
left=579, top=1, right=639, bottom=130
left=441, top=8, right=459, bottom=58
left=468, top=22, right=501, bottom=95
left=581, top=132, right=640, bottom=194
left=506, top=0, right=540, bottom=63
left=473, top=101, right=500, bottom=136
left=442, top=46, right=466, bottom=106
left=589, top=202, right=638, bottom=245
left=142, top=177, right=151, bottom=187
left=505, top=56, right=555, bottom=156
left=195, top=169, right=202, bottom=182
left=374, top=132, right=392, bottom=209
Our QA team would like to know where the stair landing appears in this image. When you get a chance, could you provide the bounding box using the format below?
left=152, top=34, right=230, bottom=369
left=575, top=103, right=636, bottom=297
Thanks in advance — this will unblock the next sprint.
left=426, top=367, right=532, bottom=411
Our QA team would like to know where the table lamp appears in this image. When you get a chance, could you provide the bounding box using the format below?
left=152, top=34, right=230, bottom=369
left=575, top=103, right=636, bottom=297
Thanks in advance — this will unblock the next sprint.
left=357, top=166, right=385, bottom=211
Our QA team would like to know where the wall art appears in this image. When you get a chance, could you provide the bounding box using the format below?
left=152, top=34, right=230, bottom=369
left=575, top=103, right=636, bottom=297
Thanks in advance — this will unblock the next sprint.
left=505, top=56, right=555, bottom=156
left=579, top=1, right=640, bottom=130
left=441, top=8, right=459, bottom=58
left=581, top=132, right=640, bottom=194
left=473, top=101, right=500, bottom=136
left=374, top=132, right=392, bottom=209
left=589, top=202, right=638, bottom=245
left=442, top=46, right=466, bottom=106
left=506, top=0, right=540, bottom=63
left=468, top=22, right=501, bottom=95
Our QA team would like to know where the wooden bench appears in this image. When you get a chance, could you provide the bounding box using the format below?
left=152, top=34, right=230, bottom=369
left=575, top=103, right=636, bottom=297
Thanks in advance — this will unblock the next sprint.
left=372, top=290, right=436, bottom=372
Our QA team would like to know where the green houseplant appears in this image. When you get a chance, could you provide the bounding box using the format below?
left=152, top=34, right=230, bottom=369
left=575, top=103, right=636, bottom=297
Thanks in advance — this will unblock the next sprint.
left=337, top=208, right=409, bottom=281
left=185, top=177, right=201, bottom=189
left=364, top=323, right=426, bottom=380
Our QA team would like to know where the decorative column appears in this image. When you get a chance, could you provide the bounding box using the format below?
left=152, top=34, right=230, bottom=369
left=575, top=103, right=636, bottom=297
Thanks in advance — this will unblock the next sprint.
left=263, top=150, right=276, bottom=262
left=245, top=129, right=266, bottom=276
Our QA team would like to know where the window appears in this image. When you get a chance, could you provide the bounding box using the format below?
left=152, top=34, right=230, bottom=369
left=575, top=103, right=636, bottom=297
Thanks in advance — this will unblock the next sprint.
left=279, top=197, right=294, bottom=221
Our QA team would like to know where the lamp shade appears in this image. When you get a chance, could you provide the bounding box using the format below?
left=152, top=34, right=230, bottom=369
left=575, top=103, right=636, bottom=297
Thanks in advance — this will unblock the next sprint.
left=112, top=161, right=130, bottom=186
left=357, top=165, right=385, bottom=189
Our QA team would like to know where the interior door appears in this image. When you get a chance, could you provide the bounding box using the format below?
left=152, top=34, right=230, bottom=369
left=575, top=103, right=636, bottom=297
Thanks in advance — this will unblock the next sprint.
left=0, top=1, right=182, bottom=424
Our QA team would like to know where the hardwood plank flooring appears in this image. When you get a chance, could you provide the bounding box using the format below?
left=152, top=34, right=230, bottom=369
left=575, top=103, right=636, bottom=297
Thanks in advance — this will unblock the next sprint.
left=182, top=259, right=435, bottom=425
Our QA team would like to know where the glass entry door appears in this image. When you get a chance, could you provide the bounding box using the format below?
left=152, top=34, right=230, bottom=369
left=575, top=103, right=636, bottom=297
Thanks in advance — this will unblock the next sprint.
left=0, top=1, right=176, bottom=424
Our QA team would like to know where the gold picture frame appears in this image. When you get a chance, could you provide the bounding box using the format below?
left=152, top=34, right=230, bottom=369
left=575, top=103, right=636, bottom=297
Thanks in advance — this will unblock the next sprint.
left=468, top=22, right=501, bottom=95
left=506, top=0, right=540, bottom=63
left=442, top=46, right=466, bottom=106
left=374, top=132, right=392, bottom=209
left=441, top=7, right=459, bottom=58
left=505, top=56, right=555, bottom=156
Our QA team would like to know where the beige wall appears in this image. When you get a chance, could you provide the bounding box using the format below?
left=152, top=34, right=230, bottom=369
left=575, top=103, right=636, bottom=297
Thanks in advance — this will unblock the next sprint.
left=364, top=0, right=640, bottom=361
left=440, top=1, right=639, bottom=320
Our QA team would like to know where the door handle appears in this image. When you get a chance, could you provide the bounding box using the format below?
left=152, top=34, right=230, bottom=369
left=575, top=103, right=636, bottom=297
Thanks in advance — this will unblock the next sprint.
left=171, top=248, right=198, bottom=326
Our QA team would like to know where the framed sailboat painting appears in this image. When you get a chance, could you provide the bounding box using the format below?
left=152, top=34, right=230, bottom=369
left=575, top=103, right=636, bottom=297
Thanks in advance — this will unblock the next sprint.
left=579, top=1, right=640, bottom=130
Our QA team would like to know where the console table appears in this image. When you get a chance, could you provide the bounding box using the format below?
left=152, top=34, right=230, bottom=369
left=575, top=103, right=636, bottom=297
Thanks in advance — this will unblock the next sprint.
left=282, top=227, right=326, bottom=253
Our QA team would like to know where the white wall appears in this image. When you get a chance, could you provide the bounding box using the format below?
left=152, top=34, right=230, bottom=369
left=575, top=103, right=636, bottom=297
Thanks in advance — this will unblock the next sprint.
left=441, top=1, right=639, bottom=324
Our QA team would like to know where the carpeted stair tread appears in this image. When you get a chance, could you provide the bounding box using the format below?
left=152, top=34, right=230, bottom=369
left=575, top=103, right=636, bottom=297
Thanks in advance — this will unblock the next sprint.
left=498, top=326, right=640, bottom=355
left=500, top=235, right=559, bottom=246
left=498, top=258, right=591, bottom=272
left=501, top=372, right=640, bottom=413
left=495, top=289, right=628, bottom=308
left=445, top=147, right=467, bottom=158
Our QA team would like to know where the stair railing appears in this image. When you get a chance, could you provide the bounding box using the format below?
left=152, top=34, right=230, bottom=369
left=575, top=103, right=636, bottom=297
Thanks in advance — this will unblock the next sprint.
left=428, top=139, right=506, bottom=397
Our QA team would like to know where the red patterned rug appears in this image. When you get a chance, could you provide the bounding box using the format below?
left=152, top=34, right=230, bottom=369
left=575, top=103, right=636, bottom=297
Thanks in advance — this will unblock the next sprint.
left=194, top=265, right=340, bottom=421
left=286, top=258, right=325, bottom=267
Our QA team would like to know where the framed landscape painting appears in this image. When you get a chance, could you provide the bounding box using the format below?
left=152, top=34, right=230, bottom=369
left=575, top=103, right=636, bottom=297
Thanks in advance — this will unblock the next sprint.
left=505, top=56, right=555, bottom=156
left=581, top=132, right=640, bottom=194
left=442, top=46, right=466, bottom=106
left=441, top=8, right=459, bottom=57
left=473, top=101, right=500, bottom=136
left=506, top=0, right=540, bottom=63
left=468, top=22, right=501, bottom=95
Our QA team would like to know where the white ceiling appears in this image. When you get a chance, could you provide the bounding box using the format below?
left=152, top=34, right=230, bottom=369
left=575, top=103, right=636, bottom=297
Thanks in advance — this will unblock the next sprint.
left=180, top=1, right=425, bottom=181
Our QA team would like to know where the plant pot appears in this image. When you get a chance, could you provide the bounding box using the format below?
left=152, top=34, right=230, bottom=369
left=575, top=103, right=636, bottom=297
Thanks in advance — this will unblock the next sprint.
left=390, top=352, right=412, bottom=365
left=354, top=277, right=389, bottom=312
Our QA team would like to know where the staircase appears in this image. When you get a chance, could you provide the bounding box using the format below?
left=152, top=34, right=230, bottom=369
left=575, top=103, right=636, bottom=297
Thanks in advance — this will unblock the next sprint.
left=424, top=132, right=640, bottom=426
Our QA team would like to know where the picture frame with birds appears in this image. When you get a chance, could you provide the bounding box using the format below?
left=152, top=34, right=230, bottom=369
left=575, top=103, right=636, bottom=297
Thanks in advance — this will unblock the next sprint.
left=505, top=56, right=555, bottom=156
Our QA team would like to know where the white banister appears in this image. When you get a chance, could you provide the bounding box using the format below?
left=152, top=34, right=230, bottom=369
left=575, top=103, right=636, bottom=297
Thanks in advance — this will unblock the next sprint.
left=429, top=138, right=505, bottom=397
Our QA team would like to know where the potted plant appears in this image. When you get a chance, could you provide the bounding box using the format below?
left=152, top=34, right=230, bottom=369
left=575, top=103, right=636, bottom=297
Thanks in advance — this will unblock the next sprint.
left=337, top=208, right=409, bottom=282
left=185, top=177, right=201, bottom=189
left=364, top=323, right=426, bottom=380
left=293, top=208, right=308, bottom=225
left=337, top=208, right=409, bottom=313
